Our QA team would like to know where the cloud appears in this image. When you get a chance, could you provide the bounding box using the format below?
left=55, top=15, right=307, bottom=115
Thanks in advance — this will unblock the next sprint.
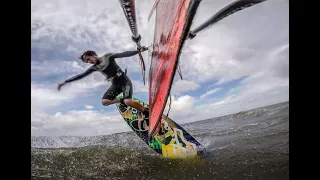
left=178, top=0, right=288, bottom=84
left=200, top=88, right=221, bottom=99
left=31, top=110, right=128, bottom=136
left=31, top=0, right=288, bottom=136
left=85, top=105, right=94, bottom=109
left=31, top=0, right=152, bottom=136
left=31, top=83, right=73, bottom=111
left=31, top=60, right=89, bottom=80
left=169, top=95, right=196, bottom=112
left=165, top=71, right=288, bottom=123
left=163, top=95, right=197, bottom=122
left=165, top=0, right=289, bottom=121
left=131, top=79, right=149, bottom=93
left=171, top=80, right=200, bottom=96
left=31, top=0, right=151, bottom=54
left=31, top=75, right=149, bottom=137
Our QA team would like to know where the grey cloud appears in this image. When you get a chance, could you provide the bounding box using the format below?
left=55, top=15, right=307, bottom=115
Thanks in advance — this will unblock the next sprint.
left=31, top=0, right=288, bottom=136
left=269, top=46, right=289, bottom=79
left=231, top=47, right=256, bottom=62
left=178, top=0, right=288, bottom=83
left=31, top=110, right=129, bottom=136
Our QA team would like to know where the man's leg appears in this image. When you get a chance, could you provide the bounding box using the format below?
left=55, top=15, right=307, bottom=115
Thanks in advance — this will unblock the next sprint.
left=123, top=98, right=146, bottom=112
left=101, top=84, right=122, bottom=106
left=121, top=76, right=149, bottom=119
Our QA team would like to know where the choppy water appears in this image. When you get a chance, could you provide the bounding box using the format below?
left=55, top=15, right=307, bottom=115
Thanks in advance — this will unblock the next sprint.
left=31, top=101, right=289, bottom=180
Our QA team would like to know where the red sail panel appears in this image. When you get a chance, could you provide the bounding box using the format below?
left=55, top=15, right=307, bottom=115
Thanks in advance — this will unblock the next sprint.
left=148, top=0, right=200, bottom=137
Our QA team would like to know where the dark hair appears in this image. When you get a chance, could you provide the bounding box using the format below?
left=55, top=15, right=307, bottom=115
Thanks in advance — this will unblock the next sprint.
left=79, top=50, right=97, bottom=61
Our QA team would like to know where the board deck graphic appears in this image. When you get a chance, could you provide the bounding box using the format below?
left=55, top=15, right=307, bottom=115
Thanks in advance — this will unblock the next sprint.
left=116, top=94, right=211, bottom=159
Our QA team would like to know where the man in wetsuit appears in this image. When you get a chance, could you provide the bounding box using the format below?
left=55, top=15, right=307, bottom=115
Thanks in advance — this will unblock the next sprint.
left=57, top=47, right=149, bottom=119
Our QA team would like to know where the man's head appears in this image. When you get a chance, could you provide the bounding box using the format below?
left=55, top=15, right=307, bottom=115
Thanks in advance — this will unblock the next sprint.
left=79, top=50, right=98, bottom=64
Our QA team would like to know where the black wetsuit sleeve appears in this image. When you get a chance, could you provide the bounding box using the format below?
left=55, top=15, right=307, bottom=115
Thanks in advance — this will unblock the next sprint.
left=109, top=50, right=139, bottom=60
left=64, top=66, right=96, bottom=83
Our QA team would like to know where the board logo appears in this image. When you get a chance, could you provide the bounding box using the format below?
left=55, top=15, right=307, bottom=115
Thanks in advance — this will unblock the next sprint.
left=131, top=119, right=149, bottom=132
left=117, top=103, right=128, bottom=114
left=131, top=106, right=149, bottom=132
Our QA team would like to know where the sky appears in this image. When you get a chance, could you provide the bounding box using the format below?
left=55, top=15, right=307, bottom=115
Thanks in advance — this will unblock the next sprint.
left=31, top=0, right=289, bottom=136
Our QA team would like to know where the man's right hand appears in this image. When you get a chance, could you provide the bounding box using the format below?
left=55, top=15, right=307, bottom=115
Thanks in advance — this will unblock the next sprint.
left=138, top=46, right=148, bottom=52
left=57, top=82, right=66, bottom=91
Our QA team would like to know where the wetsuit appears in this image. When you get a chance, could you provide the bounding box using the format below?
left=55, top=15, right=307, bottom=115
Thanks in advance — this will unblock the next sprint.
left=65, top=50, right=139, bottom=101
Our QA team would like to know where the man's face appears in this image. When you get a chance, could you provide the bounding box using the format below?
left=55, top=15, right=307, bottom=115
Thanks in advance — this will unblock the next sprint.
left=83, top=55, right=97, bottom=64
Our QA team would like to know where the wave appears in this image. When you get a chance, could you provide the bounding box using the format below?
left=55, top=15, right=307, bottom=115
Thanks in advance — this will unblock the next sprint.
left=231, top=109, right=268, bottom=119
left=31, top=101, right=289, bottom=179
left=31, top=143, right=288, bottom=180
left=230, top=101, right=288, bottom=120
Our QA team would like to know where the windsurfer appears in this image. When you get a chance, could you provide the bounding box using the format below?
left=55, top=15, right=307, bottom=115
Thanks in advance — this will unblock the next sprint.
left=57, top=47, right=149, bottom=120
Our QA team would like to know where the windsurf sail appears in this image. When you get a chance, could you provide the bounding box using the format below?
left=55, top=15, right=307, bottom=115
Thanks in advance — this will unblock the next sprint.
left=118, top=0, right=146, bottom=85
left=147, top=0, right=201, bottom=138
